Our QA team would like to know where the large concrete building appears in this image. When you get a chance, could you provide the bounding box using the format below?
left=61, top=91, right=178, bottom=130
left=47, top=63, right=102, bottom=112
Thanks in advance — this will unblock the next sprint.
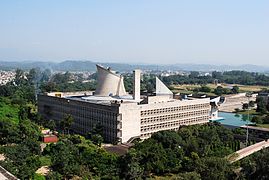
left=38, top=65, right=212, bottom=143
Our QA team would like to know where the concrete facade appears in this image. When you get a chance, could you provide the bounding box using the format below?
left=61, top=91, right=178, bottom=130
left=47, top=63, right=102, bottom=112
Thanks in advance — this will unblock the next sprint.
left=38, top=94, right=210, bottom=143
left=38, top=94, right=120, bottom=143
left=133, top=69, right=141, bottom=101
left=37, top=65, right=211, bottom=143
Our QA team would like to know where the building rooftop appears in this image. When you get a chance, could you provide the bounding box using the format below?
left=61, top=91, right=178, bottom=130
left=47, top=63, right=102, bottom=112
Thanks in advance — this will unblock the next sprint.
left=45, top=64, right=210, bottom=106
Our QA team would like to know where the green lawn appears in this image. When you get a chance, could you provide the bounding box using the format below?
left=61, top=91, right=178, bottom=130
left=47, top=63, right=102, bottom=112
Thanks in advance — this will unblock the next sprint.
left=256, top=124, right=269, bottom=129
left=171, top=83, right=268, bottom=96
left=33, top=173, right=46, bottom=180
left=0, top=97, right=20, bottom=124
left=236, top=109, right=261, bottom=116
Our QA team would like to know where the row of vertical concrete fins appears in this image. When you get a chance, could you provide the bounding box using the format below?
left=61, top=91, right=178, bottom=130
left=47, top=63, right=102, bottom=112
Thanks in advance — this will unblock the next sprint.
left=95, top=64, right=127, bottom=96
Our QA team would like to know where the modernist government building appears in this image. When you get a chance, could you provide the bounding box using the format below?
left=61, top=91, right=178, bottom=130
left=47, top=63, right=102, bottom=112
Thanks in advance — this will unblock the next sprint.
left=38, top=65, right=217, bottom=143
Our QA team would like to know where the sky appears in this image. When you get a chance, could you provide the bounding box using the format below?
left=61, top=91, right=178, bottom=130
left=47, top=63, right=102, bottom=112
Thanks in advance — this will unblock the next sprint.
left=0, top=0, right=269, bottom=65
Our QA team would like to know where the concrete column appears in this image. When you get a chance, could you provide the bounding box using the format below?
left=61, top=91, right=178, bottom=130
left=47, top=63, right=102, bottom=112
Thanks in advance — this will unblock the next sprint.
left=133, top=69, right=141, bottom=101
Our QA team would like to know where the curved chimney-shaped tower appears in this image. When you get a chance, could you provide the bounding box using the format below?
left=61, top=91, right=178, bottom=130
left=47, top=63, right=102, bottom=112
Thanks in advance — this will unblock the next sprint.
left=95, top=64, right=127, bottom=96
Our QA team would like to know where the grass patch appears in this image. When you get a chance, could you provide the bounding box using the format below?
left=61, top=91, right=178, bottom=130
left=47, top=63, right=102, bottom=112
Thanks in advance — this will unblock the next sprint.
left=171, top=84, right=217, bottom=96
left=171, top=83, right=268, bottom=95
left=39, top=155, right=52, bottom=166
left=237, top=85, right=267, bottom=92
left=226, top=152, right=240, bottom=163
left=0, top=97, right=19, bottom=124
left=34, top=173, right=46, bottom=180
left=256, top=124, right=269, bottom=129
left=235, top=109, right=261, bottom=116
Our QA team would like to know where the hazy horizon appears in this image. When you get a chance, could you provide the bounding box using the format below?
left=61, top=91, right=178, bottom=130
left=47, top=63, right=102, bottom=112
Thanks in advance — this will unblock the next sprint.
left=1, top=1, right=269, bottom=66
left=1, top=59, right=269, bottom=67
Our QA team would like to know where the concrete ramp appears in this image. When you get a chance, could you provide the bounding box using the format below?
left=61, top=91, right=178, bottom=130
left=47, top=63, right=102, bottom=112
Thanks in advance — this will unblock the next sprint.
left=228, top=140, right=269, bottom=163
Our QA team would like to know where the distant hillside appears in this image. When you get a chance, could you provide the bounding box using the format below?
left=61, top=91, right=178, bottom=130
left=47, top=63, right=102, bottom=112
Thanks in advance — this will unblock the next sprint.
left=0, top=60, right=269, bottom=73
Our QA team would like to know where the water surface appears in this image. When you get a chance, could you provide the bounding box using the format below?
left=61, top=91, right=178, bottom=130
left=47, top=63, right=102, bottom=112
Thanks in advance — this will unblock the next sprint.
left=216, top=112, right=254, bottom=127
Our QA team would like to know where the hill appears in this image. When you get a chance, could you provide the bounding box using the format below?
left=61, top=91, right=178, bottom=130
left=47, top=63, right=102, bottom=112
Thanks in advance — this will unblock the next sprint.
left=0, top=60, right=269, bottom=73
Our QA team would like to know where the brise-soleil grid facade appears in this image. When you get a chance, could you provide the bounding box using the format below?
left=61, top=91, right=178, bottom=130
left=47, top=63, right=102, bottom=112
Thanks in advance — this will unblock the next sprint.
left=38, top=94, right=210, bottom=143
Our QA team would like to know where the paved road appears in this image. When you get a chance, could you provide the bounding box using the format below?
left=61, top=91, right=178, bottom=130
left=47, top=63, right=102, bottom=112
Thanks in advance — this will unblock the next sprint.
left=219, top=93, right=256, bottom=112
left=229, top=140, right=269, bottom=163
left=241, top=125, right=269, bottom=132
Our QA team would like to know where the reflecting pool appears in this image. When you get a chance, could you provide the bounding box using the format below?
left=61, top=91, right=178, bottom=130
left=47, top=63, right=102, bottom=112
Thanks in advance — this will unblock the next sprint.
left=213, top=112, right=254, bottom=127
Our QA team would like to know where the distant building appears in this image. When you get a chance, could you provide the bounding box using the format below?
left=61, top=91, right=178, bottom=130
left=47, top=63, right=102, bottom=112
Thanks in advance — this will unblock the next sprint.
left=38, top=65, right=213, bottom=143
left=0, top=70, right=15, bottom=85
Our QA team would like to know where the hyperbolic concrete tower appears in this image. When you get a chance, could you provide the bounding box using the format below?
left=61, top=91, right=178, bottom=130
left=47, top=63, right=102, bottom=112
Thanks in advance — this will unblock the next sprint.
left=95, top=65, right=127, bottom=96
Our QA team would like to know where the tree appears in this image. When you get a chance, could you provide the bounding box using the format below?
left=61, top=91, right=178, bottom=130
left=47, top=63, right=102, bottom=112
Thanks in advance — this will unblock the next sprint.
left=251, top=116, right=263, bottom=124
left=14, top=69, right=26, bottom=86
left=1, top=142, right=41, bottom=179
left=49, top=141, right=81, bottom=178
left=60, top=114, right=74, bottom=134
left=27, top=68, right=38, bottom=85
left=19, top=119, right=41, bottom=141
left=262, top=115, right=269, bottom=124
left=40, top=81, right=57, bottom=92
left=0, top=85, right=14, bottom=97
left=0, top=119, right=20, bottom=145
left=256, top=97, right=267, bottom=113
left=47, top=120, right=56, bottom=131
left=189, top=71, right=199, bottom=78
left=241, top=149, right=269, bottom=179
left=214, top=86, right=224, bottom=96
left=249, top=100, right=255, bottom=108
left=91, top=134, right=103, bottom=147
left=40, top=69, right=52, bottom=82
left=18, top=106, right=28, bottom=121
left=231, top=86, right=239, bottom=94
left=242, top=103, right=249, bottom=110
left=195, top=157, right=233, bottom=180
left=200, top=85, right=211, bottom=93
left=120, top=149, right=143, bottom=180
left=212, top=71, right=222, bottom=79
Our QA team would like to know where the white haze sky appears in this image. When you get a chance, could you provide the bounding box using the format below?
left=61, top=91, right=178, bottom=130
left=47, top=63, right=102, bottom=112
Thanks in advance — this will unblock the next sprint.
left=0, top=0, right=269, bottom=65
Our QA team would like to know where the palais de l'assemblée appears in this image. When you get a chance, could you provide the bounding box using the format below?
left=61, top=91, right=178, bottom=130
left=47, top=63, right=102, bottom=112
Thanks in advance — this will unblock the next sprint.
left=38, top=65, right=216, bottom=143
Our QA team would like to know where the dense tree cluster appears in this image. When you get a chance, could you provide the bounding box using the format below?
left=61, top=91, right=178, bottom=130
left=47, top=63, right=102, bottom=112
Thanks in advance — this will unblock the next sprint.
left=119, top=123, right=237, bottom=179
left=256, top=96, right=269, bottom=114
left=40, top=71, right=97, bottom=93
left=44, top=135, right=119, bottom=179
left=1, top=106, right=244, bottom=180
left=240, top=148, right=269, bottom=179
left=0, top=117, right=41, bottom=179
left=2, top=69, right=269, bottom=179
left=251, top=114, right=269, bottom=125
left=162, top=70, right=269, bottom=87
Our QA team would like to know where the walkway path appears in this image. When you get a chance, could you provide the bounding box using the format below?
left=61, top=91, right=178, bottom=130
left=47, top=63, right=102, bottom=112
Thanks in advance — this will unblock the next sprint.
left=0, top=166, right=18, bottom=180
left=228, top=140, right=269, bottom=163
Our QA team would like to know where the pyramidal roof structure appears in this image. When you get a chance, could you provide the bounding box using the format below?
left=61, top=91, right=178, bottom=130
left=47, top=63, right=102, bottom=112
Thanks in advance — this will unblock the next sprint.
left=155, top=77, right=173, bottom=95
